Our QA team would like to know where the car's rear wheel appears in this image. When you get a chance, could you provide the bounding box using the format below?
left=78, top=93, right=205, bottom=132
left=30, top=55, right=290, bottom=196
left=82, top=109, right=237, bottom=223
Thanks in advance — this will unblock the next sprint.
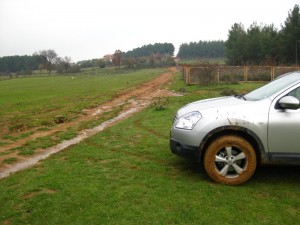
left=204, top=135, right=256, bottom=185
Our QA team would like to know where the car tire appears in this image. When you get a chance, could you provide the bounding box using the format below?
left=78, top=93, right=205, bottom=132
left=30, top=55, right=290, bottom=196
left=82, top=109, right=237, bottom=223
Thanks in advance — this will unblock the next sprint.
left=204, top=135, right=256, bottom=185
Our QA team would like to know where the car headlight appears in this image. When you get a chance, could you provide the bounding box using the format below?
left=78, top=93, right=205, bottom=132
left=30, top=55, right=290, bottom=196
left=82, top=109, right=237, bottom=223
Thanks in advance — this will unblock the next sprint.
left=175, top=111, right=201, bottom=130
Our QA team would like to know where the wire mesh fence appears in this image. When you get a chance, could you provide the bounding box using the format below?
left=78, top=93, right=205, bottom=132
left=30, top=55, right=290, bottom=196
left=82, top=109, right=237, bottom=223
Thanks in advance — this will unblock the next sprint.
left=180, top=65, right=300, bottom=85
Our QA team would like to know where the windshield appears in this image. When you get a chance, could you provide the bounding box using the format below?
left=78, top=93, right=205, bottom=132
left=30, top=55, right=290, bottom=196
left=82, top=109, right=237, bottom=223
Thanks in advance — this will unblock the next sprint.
left=244, top=73, right=300, bottom=101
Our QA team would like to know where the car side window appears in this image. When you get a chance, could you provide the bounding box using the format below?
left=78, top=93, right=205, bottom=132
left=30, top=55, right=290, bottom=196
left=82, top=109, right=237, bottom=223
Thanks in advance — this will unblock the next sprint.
left=288, top=87, right=300, bottom=101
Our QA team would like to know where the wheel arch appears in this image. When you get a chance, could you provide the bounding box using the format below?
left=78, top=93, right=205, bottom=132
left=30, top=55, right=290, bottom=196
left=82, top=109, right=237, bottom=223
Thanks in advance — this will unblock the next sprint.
left=199, top=126, right=268, bottom=165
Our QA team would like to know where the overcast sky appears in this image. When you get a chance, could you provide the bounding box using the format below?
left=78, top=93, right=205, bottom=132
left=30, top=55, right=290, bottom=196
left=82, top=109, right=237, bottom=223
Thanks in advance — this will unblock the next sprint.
left=0, top=0, right=299, bottom=62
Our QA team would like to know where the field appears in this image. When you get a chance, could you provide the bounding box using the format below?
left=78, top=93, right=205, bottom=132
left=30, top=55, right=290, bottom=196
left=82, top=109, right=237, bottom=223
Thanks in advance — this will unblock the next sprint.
left=0, top=67, right=166, bottom=135
left=1, top=69, right=300, bottom=224
left=0, top=67, right=170, bottom=166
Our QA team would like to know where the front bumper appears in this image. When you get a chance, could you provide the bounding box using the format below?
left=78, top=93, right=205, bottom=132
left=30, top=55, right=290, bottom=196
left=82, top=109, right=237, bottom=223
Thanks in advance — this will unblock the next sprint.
left=170, top=138, right=199, bottom=161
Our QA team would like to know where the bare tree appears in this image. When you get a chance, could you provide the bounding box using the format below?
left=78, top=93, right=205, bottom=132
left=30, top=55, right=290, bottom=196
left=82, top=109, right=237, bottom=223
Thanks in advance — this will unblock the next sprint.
left=38, top=49, right=58, bottom=73
left=112, top=50, right=122, bottom=68
left=62, top=56, right=72, bottom=73
left=55, top=56, right=72, bottom=74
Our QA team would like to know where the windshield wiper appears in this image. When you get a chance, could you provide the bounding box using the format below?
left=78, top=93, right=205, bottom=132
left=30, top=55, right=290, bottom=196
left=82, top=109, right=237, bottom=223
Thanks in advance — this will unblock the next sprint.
left=234, top=94, right=247, bottom=101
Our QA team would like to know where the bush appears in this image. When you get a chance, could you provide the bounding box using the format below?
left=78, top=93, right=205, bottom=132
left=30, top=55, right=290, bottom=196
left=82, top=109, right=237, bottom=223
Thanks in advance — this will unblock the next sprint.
left=68, top=65, right=81, bottom=73
left=54, top=115, right=67, bottom=124
left=16, top=70, right=33, bottom=76
left=190, top=64, right=218, bottom=85
left=220, top=88, right=238, bottom=96
left=152, top=97, right=169, bottom=110
left=56, top=64, right=81, bottom=74
left=178, top=87, right=186, bottom=94
left=222, top=74, right=240, bottom=84
left=56, top=64, right=64, bottom=74
left=98, top=59, right=106, bottom=68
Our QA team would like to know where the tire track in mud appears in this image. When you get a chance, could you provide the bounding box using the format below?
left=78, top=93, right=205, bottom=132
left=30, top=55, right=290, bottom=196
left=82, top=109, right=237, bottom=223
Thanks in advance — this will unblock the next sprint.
left=0, top=68, right=179, bottom=179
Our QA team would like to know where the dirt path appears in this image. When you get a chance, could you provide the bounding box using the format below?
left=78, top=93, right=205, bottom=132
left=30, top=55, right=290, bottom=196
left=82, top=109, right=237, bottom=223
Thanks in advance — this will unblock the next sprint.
left=0, top=68, right=179, bottom=178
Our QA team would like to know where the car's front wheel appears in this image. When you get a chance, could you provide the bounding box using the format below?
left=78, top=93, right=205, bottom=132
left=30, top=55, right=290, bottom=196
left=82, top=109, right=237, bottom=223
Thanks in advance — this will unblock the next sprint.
left=204, top=135, right=256, bottom=185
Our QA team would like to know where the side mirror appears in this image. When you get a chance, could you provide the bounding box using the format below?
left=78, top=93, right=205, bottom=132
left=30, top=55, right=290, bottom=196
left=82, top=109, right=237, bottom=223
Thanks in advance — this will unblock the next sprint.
left=278, top=96, right=300, bottom=110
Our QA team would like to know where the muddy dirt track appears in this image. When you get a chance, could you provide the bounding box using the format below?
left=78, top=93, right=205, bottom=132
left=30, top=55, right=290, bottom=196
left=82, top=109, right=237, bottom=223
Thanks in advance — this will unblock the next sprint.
left=0, top=68, right=179, bottom=178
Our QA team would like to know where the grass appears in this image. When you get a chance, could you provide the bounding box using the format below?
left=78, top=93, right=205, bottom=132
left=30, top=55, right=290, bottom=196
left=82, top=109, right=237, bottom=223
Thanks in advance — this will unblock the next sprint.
left=1, top=72, right=300, bottom=224
left=0, top=67, right=166, bottom=140
left=10, top=107, right=124, bottom=156
left=1, top=157, right=17, bottom=164
left=0, top=66, right=167, bottom=162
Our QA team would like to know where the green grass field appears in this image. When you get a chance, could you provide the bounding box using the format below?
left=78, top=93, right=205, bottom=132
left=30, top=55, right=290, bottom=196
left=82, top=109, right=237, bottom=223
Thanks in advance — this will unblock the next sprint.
left=0, top=68, right=162, bottom=130
left=0, top=67, right=166, bottom=138
left=1, top=72, right=300, bottom=224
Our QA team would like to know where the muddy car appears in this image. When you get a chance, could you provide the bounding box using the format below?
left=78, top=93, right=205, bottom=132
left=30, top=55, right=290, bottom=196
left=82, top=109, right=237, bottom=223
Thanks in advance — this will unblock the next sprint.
left=170, top=71, right=300, bottom=185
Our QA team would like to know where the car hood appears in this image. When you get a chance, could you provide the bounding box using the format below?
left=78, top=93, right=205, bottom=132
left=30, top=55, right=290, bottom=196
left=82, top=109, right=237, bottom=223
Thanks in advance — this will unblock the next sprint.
left=176, top=96, right=270, bottom=118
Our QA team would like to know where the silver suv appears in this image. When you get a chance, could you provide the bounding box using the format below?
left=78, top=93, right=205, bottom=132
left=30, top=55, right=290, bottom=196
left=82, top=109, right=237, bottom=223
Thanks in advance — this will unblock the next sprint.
left=170, top=71, right=300, bottom=185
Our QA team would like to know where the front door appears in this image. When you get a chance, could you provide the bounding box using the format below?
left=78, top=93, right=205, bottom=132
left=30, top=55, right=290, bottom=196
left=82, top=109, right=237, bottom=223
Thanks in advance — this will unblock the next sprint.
left=268, top=86, right=300, bottom=164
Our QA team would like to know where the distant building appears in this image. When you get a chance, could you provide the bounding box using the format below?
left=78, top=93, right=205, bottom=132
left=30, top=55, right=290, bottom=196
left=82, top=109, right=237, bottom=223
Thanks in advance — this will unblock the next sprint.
left=103, top=54, right=113, bottom=62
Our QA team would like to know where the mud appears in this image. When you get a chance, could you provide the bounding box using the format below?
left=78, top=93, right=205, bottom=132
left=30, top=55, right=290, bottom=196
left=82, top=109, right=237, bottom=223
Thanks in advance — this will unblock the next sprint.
left=0, top=68, right=180, bottom=179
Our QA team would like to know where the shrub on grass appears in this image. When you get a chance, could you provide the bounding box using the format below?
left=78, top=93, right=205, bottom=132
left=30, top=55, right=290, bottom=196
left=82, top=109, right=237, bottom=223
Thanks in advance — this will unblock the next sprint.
left=2, top=157, right=17, bottom=164
left=220, top=88, right=238, bottom=96
left=152, top=97, right=169, bottom=110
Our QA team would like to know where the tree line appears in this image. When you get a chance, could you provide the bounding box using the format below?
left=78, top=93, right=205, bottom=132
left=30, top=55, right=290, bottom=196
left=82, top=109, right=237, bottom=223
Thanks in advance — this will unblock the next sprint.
left=121, top=43, right=176, bottom=68
left=77, top=58, right=107, bottom=68
left=0, top=55, right=45, bottom=73
left=124, top=43, right=175, bottom=58
left=0, top=50, right=80, bottom=75
left=76, top=43, right=176, bottom=70
left=225, top=4, right=300, bottom=65
left=177, top=41, right=225, bottom=59
left=0, top=43, right=176, bottom=74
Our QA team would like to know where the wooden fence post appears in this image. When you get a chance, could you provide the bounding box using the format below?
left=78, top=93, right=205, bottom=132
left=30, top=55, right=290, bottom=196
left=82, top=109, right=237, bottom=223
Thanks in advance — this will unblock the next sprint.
left=271, top=67, right=275, bottom=80
left=244, top=66, right=248, bottom=82
left=188, top=66, right=191, bottom=85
